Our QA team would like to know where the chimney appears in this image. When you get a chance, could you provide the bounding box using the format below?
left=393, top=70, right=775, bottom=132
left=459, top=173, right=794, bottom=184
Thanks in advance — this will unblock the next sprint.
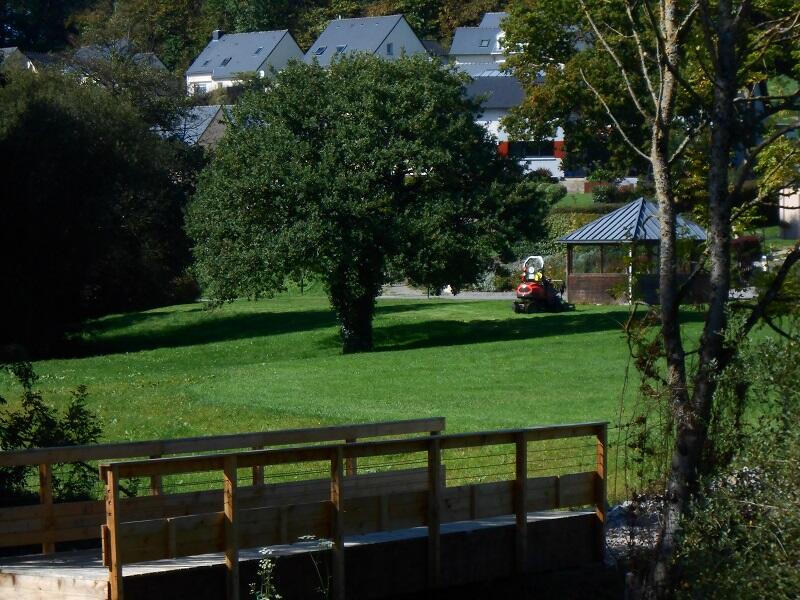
left=211, top=29, right=224, bottom=41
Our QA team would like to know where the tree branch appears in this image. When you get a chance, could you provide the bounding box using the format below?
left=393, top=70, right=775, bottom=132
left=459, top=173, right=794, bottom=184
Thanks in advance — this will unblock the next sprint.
left=579, top=0, right=654, bottom=121
left=579, top=68, right=652, bottom=161
left=738, top=245, right=800, bottom=339
left=625, top=0, right=659, bottom=109
left=730, top=124, right=800, bottom=198
left=668, top=117, right=708, bottom=164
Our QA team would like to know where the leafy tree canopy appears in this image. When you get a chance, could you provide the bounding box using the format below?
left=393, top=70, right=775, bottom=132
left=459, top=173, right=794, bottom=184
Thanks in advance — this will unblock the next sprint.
left=188, top=54, right=548, bottom=352
left=0, top=69, right=202, bottom=355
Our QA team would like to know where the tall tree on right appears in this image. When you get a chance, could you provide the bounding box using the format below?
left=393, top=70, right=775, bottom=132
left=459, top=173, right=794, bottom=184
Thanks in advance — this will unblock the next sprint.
left=504, top=0, right=799, bottom=596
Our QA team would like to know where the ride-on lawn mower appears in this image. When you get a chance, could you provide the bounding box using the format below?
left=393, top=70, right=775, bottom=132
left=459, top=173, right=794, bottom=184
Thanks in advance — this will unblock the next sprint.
left=512, top=256, right=573, bottom=314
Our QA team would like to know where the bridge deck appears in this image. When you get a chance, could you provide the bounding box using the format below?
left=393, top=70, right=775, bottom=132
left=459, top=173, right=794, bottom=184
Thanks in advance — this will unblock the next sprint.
left=0, top=510, right=598, bottom=600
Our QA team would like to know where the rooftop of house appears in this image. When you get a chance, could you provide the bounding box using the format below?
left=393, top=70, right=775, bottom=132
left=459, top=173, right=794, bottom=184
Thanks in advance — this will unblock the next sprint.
left=186, top=30, right=291, bottom=79
left=464, top=74, right=525, bottom=110
left=74, top=40, right=167, bottom=70
left=479, top=12, right=509, bottom=28
left=559, top=198, right=707, bottom=244
left=305, top=15, right=412, bottom=66
left=449, top=26, right=503, bottom=56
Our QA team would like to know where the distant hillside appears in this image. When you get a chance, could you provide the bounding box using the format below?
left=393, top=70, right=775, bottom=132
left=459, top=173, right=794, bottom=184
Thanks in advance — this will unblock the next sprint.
left=2, top=0, right=509, bottom=72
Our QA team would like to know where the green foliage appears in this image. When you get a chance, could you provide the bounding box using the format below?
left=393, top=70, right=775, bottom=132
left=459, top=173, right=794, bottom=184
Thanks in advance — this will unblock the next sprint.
left=0, top=362, right=102, bottom=506
left=676, top=327, right=800, bottom=599
left=0, top=69, right=202, bottom=354
left=188, top=54, right=545, bottom=352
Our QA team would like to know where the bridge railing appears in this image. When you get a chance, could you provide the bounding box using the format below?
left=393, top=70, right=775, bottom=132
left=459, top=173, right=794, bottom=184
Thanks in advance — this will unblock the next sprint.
left=0, top=417, right=445, bottom=554
left=99, top=421, right=608, bottom=600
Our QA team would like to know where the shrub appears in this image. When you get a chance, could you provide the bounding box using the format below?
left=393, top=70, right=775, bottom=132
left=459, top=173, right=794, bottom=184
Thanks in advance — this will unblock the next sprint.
left=592, top=183, right=616, bottom=203
left=0, top=362, right=102, bottom=506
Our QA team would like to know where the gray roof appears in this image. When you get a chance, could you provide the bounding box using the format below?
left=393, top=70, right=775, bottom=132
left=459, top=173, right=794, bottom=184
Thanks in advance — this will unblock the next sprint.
left=74, top=41, right=166, bottom=70
left=186, top=30, right=290, bottom=79
left=479, top=12, right=509, bottom=28
left=171, top=105, right=223, bottom=145
left=559, top=198, right=707, bottom=244
left=305, top=15, right=409, bottom=66
left=450, top=26, right=502, bottom=56
left=421, top=39, right=446, bottom=57
left=465, top=75, right=524, bottom=109
left=0, top=47, right=19, bottom=59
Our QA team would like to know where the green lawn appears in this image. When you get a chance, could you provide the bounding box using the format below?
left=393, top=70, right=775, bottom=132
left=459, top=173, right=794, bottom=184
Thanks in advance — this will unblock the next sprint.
left=0, top=292, right=714, bottom=498
left=555, top=192, right=594, bottom=208
left=1, top=292, right=710, bottom=443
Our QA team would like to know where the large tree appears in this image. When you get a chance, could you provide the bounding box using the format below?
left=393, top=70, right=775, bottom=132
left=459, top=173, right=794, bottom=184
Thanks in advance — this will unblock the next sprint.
left=504, top=0, right=799, bottom=595
left=0, top=69, right=201, bottom=355
left=188, top=54, right=545, bottom=353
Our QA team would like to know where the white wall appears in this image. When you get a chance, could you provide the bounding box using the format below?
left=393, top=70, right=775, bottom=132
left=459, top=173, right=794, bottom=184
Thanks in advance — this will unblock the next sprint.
left=779, top=188, right=800, bottom=239
left=381, top=18, right=427, bottom=60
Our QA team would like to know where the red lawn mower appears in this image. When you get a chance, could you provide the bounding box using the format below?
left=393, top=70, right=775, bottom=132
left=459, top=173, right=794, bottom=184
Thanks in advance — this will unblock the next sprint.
left=512, top=256, right=572, bottom=314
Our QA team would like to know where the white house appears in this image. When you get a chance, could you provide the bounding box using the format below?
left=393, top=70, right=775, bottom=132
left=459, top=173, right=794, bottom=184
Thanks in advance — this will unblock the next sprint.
left=305, top=15, right=427, bottom=66
left=186, top=30, right=303, bottom=94
left=449, top=13, right=508, bottom=65
left=779, top=187, right=800, bottom=239
left=453, top=14, right=565, bottom=178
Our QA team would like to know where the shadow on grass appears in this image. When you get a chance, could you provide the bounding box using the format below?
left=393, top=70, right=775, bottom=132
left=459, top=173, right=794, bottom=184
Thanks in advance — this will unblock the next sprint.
left=374, top=308, right=706, bottom=352
left=74, top=302, right=439, bottom=357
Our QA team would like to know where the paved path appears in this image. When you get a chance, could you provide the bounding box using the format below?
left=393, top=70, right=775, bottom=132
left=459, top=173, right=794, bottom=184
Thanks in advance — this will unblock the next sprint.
left=380, top=283, right=515, bottom=300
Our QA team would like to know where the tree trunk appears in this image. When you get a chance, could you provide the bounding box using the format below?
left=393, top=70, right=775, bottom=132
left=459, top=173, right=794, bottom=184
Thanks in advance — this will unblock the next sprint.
left=338, top=294, right=375, bottom=354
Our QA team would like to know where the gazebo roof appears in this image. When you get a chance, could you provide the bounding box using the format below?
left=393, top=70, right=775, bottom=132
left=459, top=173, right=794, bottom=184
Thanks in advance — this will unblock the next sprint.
left=559, top=197, right=707, bottom=244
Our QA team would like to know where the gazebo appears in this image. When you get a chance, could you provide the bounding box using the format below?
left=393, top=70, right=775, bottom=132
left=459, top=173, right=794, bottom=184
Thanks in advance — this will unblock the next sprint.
left=558, top=197, right=707, bottom=304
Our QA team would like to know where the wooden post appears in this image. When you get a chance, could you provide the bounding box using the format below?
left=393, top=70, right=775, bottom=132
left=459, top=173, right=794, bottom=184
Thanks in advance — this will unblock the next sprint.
left=330, top=447, right=345, bottom=600
left=149, top=455, right=163, bottom=496
left=252, top=446, right=264, bottom=487
left=514, top=433, right=528, bottom=574
left=344, top=438, right=357, bottom=477
left=595, top=424, right=608, bottom=561
left=427, top=437, right=441, bottom=589
left=105, top=465, right=124, bottom=600
left=223, top=456, right=240, bottom=600
left=38, top=463, right=55, bottom=554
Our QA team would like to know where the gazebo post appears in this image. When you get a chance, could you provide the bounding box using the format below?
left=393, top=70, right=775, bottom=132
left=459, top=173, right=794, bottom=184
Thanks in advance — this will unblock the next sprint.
left=628, top=244, right=634, bottom=304
left=565, top=245, right=573, bottom=301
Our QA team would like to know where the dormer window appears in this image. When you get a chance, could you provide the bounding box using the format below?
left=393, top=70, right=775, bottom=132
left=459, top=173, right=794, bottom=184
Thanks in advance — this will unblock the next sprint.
left=479, top=39, right=491, bottom=47
left=314, top=46, right=327, bottom=55
left=386, top=42, right=394, bottom=55
left=335, top=44, right=347, bottom=54
left=254, top=47, right=263, bottom=54
left=220, top=57, right=232, bottom=66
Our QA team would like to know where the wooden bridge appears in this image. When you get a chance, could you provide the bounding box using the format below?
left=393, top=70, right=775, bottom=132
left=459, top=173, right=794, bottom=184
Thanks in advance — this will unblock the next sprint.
left=0, top=418, right=608, bottom=600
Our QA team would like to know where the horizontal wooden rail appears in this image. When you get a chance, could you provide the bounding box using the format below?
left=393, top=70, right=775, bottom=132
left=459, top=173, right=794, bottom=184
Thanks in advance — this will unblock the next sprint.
left=0, top=417, right=445, bottom=555
left=99, top=421, right=607, bottom=479
left=0, top=417, right=446, bottom=467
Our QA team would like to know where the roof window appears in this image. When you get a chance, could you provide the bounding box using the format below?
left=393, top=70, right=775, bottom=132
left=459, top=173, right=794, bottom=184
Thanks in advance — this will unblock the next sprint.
left=202, top=59, right=211, bottom=66
left=335, top=44, right=347, bottom=54
left=314, top=46, right=327, bottom=55
left=220, top=57, right=232, bottom=66
left=254, top=47, right=263, bottom=54
left=479, top=39, right=491, bottom=47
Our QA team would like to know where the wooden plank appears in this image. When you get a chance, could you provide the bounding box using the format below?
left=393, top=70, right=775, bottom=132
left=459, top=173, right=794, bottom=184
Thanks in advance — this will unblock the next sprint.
left=105, top=465, right=124, bottom=600
left=2, top=417, right=446, bottom=467
left=596, top=424, right=608, bottom=559
left=345, top=438, right=357, bottom=476
left=427, top=437, right=441, bottom=589
left=331, top=448, right=345, bottom=600
left=149, top=455, right=163, bottom=496
left=526, top=476, right=559, bottom=511
left=223, top=455, right=239, bottom=600
left=515, top=433, right=527, bottom=573
left=558, top=472, right=596, bottom=506
left=37, top=464, right=55, bottom=554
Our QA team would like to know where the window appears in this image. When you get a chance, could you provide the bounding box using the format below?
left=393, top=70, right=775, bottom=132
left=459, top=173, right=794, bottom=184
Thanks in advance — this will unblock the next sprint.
left=335, top=44, right=347, bottom=54
left=314, top=46, right=327, bottom=55
left=479, top=39, right=491, bottom=47
left=508, top=141, right=554, bottom=158
left=254, top=46, right=263, bottom=54
left=386, top=42, right=394, bottom=55
left=202, top=59, right=211, bottom=66
left=220, top=57, right=232, bottom=66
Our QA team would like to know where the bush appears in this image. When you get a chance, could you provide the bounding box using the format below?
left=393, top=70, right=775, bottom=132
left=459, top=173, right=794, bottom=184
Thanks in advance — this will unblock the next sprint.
left=592, top=183, right=616, bottom=203
left=0, top=362, right=102, bottom=506
left=676, top=327, right=800, bottom=599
